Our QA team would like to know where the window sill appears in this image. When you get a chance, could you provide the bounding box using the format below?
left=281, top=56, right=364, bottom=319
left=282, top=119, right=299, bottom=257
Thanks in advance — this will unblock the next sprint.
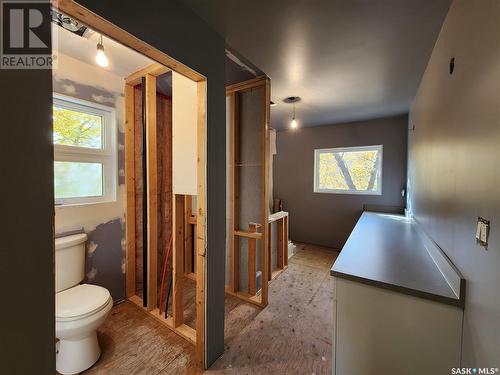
left=55, top=199, right=117, bottom=209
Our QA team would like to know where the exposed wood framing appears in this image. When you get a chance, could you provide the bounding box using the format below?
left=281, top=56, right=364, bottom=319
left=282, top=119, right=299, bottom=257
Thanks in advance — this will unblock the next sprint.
left=60, top=0, right=209, bottom=365
left=230, top=91, right=239, bottom=294
left=247, top=223, right=258, bottom=295
left=184, top=195, right=194, bottom=275
left=268, top=211, right=289, bottom=281
left=146, top=74, right=158, bottom=311
left=172, top=194, right=185, bottom=327
left=195, top=80, right=207, bottom=367
left=227, top=76, right=271, bottom=307
left=126, top=63, right=171, bottom=86
left=125, top=83, right=136, bottom=298
left=260, top=77, right=271, bottom=306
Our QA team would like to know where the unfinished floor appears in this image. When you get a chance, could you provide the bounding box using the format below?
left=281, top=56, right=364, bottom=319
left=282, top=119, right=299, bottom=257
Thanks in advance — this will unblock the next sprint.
left=81, top=243, right=338, bottom=375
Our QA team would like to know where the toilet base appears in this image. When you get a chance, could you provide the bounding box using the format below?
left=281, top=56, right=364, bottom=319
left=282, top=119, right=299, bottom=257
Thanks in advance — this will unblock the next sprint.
left=56, top=331, right=101, bottom=374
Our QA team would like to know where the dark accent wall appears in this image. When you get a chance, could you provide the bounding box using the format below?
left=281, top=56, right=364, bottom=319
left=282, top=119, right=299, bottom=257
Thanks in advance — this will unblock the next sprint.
left=408, top=0, right=500, bottom=365
left=0, top=8, right=55, bottom=375
left=1, top=0, right=226, bottom=371
left=274, top=115, right=408, bottom=249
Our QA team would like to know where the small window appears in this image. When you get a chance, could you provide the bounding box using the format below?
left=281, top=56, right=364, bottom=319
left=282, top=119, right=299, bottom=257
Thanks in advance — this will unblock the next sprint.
left=314, top=145, right=383, bottom=195
left=53, top=94, right=116, bottom=206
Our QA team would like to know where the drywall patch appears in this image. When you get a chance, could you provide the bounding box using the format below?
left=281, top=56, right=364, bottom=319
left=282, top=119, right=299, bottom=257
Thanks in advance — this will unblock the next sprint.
left=86, top=218, right=125, bottom=302
left=53, top=77, right=117, bottom=107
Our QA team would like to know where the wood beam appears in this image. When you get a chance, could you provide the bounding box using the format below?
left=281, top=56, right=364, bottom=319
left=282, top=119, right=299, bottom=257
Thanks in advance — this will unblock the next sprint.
left=260, top=77, right=271, bottom=306
left=230, top=92, right=239, bottom=293
left=247, top=223, right=258, bottom=295
left=196, top=80, right=207, bottom=368
left=146, top=74, right=158, bottom=311
left=126, top=63, right=170, bottom=86
left=172, top=194, right=185, bottom=327
left=125, top=83, right=136, bottom=298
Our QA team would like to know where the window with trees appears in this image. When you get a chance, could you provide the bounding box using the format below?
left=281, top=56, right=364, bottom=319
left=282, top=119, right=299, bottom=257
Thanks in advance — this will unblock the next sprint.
left=314, top=145, right=383, bottom=195
left=53, top=94, right=116, bottom=205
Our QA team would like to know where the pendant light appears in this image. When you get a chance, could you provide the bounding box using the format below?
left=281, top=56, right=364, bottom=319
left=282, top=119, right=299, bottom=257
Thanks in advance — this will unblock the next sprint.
left=290, top=102, right=298, bottom=129
left=284, top=96, right=301, bottom=130
left=95, top=34, right=109, bottom=67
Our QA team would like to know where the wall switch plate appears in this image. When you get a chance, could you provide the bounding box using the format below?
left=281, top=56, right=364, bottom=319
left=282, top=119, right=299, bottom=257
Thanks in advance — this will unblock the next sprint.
left=476, top=217, right=490, bottom=247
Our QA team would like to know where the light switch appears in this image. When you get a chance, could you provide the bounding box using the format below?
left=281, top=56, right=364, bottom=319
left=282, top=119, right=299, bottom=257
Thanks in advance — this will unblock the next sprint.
left=476, top=217, right=490, bottom=247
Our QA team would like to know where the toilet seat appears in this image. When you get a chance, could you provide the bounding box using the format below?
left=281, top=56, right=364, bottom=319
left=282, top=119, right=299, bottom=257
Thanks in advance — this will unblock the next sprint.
left=56, top=284, right=111, bottom=322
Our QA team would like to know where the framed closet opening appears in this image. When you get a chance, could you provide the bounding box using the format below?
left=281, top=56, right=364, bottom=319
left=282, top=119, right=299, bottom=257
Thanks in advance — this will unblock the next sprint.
left=54, top=0, right=208, bottom=368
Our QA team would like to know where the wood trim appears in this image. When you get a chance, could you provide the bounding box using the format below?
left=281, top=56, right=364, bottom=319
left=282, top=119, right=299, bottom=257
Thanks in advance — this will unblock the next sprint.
left=260, top=77, right=271, bottom=306
left=226, top=76, right=268, bottom=95
left=195, top=80, right=207, bottom=367
left=277, top=218, right=284, bottom=269
left=55, top=0, right=205, bottom=82
left=172, top=194, right=185, bottom=327
left=145, top=74, right=158, bottom=311
left=230, top=92, right=239, bottom=293
left=284, top=215, right=289, bottom=266
left=125, top=83, right=136, bottom=298
left=126, top=63, right=171, bottom=86
left=234, top=230, right=263, bottom=240
left=247, top=223, right=258, bottom=295
left=184, top=195, right=193, bottom=275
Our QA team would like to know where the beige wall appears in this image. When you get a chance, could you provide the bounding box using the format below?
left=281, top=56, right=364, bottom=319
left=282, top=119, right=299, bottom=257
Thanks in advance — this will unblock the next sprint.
left=408, top=0, right=500, bottom=366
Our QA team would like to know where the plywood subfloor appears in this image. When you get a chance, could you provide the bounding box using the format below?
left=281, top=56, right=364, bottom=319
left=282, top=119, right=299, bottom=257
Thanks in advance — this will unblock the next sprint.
left=81, top=243, right=337, bottom=375
left=209, top=243, right=338, bottom=374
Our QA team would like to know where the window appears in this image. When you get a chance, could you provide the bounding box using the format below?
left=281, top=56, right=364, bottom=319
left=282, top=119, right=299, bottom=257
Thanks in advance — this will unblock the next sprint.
left=53, top=94, right=116, bottom=205
left=314, top=145, right=383, bottom=195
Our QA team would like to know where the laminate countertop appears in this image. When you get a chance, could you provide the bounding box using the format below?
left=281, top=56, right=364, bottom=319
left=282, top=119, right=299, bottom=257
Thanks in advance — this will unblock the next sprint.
left=331, top=212, right=464, bottom=307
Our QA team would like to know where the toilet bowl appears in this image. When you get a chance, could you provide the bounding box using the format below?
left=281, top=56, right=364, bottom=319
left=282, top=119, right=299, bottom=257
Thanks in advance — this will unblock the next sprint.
left=56, top=284, right=113, bottom=374
left=55, top=234, right=113, bottom=374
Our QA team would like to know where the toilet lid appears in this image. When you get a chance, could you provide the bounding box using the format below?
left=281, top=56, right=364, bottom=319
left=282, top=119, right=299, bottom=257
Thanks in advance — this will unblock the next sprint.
left=56, top=284, right=111, bottom=319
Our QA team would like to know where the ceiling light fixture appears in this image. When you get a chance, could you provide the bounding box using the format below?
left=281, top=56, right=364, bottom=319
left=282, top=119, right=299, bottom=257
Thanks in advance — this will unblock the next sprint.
left=284, top=96, right=301, bottom=130
left=95, top=34, right=109, bottom=67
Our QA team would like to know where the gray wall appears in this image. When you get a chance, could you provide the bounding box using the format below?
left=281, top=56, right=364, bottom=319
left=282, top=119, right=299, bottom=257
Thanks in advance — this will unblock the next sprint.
left=274, top=115, right=407, bottom=249
left=408, top=0, right=500, bottom=366
left=0, top=0, right=226, bottom=371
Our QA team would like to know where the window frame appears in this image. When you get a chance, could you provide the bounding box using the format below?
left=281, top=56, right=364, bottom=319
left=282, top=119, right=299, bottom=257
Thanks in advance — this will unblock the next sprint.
left=313, top=144, right=383, bottom=195
left=53, top=93, right=117, bottom=206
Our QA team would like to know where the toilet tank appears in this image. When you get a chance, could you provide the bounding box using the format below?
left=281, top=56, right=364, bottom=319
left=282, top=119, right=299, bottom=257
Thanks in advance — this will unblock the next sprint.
left=55, top=233, right=87, bottom=293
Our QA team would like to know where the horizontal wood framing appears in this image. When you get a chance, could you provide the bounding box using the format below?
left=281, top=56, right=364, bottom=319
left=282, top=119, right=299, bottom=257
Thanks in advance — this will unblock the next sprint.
left=126, top=63, right=171, bottom=86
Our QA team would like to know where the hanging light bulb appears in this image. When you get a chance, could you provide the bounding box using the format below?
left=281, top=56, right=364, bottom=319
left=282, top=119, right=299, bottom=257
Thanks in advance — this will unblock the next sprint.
left=95, top=34, right=109, bottom=67
left=290, top=102, right=298, bottom=129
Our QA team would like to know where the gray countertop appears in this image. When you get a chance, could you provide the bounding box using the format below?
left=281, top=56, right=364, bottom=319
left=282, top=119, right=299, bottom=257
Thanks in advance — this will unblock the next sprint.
left=331, top=212, right=463, bottom=306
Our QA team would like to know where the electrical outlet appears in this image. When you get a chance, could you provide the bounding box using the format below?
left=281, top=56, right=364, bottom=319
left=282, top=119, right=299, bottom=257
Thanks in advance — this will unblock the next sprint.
left=476, top=217, right=490, bottom=247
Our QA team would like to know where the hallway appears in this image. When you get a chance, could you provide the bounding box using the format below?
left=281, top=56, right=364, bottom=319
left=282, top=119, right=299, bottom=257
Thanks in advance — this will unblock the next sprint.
left=81, top=244, right=338, bottom=374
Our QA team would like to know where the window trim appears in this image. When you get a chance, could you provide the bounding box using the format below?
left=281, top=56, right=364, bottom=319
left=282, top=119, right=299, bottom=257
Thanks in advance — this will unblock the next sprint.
left=53, top=93, right=117, bottom=206
left=313, top=145, right=383, bottom=195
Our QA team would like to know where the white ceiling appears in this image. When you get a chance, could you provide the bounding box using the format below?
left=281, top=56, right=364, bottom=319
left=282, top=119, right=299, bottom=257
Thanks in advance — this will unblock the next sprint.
left=52, top=23, right=154, bottom=79
left=180, top=0, right=452, bottom=130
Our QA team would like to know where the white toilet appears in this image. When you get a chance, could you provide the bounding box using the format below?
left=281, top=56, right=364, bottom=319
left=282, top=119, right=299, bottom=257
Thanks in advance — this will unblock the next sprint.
left=55, top=233, right=113, bottom=375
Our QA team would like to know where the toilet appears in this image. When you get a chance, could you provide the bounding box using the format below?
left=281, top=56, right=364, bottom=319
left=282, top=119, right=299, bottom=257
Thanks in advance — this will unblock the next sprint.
left=55, top=233, right=113, bottom=375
